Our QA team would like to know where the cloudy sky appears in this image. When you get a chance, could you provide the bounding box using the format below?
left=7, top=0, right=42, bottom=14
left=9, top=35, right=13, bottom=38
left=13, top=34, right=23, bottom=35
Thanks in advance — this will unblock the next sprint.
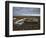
left=13, top=7, right=40, bottom=16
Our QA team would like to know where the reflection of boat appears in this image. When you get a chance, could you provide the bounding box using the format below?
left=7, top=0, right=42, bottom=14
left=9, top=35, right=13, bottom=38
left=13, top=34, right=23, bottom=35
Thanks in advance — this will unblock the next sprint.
left=14, top=18, right=26, bottom=26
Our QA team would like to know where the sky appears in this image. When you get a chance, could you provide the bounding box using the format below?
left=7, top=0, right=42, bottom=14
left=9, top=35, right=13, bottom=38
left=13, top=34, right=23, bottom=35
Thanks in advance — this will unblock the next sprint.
left=13, top=7, right=40, bottom=16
